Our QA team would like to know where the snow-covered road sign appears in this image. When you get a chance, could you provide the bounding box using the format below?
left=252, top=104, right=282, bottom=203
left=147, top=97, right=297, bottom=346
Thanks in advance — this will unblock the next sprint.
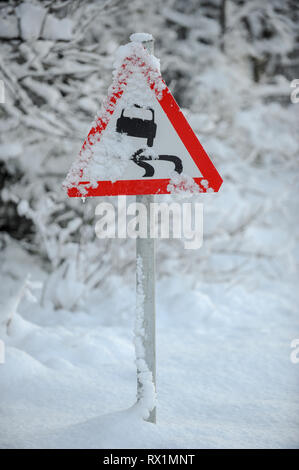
left=65, top=40, right=222, bottom=197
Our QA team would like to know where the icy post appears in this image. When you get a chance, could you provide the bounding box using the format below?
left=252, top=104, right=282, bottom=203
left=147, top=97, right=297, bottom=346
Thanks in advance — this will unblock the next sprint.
left=135, top=255, right=156, bottom=421
left=133, top=33, right=157, bottom=424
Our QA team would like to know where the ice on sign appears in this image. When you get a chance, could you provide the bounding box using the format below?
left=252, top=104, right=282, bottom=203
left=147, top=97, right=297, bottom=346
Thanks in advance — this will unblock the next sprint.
left=65, top=40, right=222, bottom=197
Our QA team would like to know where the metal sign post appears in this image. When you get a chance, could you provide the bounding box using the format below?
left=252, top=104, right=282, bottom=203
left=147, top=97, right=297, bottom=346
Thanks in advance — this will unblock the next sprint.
left=136, top=38, right=156, bottom=424
left=136, top=193, right=156, bottom=423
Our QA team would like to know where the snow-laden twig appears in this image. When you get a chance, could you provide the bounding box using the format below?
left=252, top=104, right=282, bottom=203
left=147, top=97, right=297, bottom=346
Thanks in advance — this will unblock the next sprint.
left=3, top=274, right=42, bottom=334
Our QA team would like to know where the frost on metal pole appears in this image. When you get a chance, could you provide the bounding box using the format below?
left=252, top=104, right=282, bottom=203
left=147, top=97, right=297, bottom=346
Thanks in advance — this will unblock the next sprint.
left=135, top=36, right=157, bottom=424
left=136, top=194, right=156, bottom=424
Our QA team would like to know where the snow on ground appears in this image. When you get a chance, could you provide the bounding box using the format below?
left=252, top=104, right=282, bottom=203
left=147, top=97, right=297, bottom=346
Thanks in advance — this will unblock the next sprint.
left=0, top=161, right=298, bottom=449
left=0, top=267, right=298, bottom=448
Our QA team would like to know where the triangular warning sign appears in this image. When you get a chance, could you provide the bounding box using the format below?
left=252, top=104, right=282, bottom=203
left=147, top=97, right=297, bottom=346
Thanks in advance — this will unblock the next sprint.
left=65, top=42, right=222, bottom=197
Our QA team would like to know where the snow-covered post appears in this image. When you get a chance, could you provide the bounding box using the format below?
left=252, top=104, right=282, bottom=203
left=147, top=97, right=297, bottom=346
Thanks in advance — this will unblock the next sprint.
left=135, top=35, right=157, bottom=424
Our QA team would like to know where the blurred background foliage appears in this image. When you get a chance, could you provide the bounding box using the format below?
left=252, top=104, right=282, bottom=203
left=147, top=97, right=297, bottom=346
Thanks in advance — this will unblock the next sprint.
left=0, top=0, right=298, bottom=310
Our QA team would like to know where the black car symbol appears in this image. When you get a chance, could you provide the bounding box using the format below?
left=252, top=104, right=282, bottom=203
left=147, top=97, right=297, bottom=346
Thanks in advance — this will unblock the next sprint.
left=116, top=104, right=157, bottom=147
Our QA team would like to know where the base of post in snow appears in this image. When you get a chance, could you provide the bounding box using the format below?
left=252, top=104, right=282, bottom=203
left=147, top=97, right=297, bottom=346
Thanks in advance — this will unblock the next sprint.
left=135, top=194, right=156, bottom=424
left=137, top=375, right=156, bottom=424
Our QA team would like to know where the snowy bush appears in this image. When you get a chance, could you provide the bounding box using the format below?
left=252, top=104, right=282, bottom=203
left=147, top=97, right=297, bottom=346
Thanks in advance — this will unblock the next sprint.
left=0, top=0, right=298, bottom=305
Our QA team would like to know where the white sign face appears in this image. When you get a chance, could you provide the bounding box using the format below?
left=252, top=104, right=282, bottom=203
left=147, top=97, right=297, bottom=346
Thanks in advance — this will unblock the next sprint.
left=82, top=74, right=202, bottom=183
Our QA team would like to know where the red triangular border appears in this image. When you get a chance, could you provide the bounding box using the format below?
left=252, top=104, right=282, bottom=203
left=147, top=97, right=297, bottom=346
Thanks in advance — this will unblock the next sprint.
left=66, top=44, right=223, bottom=197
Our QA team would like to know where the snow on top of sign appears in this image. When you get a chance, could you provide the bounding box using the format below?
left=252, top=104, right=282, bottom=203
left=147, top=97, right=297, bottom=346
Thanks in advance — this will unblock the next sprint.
left=130, top=32, right=153, bottom=43
left=64, top=40, right=164, bottom=193
left=113, top=40, right=160, bottom=73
